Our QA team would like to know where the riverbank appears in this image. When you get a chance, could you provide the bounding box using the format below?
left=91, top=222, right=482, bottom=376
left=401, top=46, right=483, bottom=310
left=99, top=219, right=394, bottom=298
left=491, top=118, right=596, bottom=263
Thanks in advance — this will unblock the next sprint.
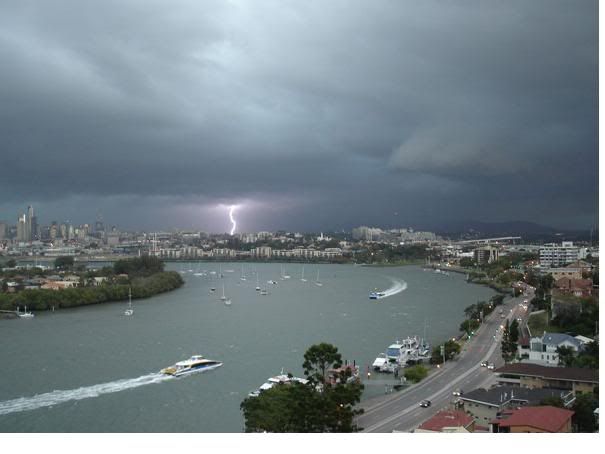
left=0, top=271, right=184, bottom=314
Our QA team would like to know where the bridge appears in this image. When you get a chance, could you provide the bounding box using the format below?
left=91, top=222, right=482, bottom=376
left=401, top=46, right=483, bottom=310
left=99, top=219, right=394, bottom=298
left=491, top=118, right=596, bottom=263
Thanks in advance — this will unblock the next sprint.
left=453, top=236, right=522, bottom=245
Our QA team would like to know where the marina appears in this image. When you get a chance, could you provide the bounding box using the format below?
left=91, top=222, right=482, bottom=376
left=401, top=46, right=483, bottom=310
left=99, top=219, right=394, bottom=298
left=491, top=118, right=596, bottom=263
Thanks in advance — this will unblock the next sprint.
left=0, top=263, right=495, bottom=432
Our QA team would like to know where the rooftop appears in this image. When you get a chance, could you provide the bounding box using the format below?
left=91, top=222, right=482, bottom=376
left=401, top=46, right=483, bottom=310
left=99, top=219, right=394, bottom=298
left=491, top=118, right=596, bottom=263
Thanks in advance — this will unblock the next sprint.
left=491, top=406, right=574, bottom=432
left=494, top=363, right=598, bottom=383
left=418, top=410, right=474, bottom=432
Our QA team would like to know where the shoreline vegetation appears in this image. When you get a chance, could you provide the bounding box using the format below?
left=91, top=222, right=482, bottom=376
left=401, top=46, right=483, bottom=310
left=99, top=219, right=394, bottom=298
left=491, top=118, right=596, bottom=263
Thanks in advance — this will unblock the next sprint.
left=0, top=257, right=184, bottom=316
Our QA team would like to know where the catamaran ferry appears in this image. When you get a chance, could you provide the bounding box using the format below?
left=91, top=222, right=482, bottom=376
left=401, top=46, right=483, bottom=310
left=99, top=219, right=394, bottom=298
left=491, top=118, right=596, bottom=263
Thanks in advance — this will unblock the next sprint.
left=160, top=355, right=222, bottom=377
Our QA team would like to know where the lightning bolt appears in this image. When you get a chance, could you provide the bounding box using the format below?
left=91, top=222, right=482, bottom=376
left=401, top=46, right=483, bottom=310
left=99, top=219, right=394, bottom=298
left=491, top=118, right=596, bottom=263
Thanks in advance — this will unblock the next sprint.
left=229, top=206, right=237, bottom=235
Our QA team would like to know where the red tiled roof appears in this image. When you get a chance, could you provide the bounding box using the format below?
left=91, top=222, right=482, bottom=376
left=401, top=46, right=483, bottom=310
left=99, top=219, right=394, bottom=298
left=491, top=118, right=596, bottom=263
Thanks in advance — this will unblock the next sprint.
left=491, top=406, right=574, bottom=432
left=418, top=410, right=474, bottom=432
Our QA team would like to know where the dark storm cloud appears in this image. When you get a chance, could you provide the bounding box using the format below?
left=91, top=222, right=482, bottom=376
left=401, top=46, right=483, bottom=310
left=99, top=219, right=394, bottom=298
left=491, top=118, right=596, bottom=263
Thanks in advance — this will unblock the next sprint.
left=0, top=0, right=597, bottom=231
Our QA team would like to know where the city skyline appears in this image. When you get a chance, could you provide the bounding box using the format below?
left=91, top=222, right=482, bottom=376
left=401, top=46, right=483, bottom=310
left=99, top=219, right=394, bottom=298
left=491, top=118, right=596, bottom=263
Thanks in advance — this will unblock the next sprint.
left=0, top=1, right=598, bottom=233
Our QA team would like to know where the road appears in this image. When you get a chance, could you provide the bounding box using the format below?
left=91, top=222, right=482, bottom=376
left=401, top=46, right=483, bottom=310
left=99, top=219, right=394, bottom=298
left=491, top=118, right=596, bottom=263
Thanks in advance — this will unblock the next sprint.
left=357, top=288, right=533, bottom=432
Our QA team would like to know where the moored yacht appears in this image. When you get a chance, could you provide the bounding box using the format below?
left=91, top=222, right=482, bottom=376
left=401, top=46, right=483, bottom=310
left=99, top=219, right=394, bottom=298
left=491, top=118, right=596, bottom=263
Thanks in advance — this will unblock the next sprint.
left=248, top=371, right=308, bottom=397
left=160, top=355, right=222, bottom=377
left=18, top=306, right=35, bottom=318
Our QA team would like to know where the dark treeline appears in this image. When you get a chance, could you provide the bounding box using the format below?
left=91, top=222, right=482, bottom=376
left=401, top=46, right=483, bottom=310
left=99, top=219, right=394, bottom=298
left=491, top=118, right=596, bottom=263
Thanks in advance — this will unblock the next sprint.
left=0, top=257, right=183, bottom=311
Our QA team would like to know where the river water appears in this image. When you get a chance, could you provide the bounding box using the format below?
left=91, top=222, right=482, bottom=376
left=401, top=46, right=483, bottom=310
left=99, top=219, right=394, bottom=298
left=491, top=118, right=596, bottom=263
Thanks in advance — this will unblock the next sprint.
left=0, top=263, right=495, bottom=432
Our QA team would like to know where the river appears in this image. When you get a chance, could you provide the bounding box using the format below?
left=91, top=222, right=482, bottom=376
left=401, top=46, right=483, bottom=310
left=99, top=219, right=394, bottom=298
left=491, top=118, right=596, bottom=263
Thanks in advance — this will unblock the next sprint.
left=0, top=263, right=495, bottom=432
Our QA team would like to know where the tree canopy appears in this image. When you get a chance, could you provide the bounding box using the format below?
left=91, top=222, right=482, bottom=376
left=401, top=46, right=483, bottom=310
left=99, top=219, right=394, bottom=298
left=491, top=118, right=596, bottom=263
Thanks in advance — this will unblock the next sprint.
left=241, top=343, right=363, bottom=432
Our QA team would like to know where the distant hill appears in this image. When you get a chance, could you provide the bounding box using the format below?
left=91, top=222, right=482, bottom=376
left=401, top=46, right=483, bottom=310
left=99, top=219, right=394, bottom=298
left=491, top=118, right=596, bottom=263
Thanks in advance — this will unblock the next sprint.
left=431, top=220, right=593, bottom=243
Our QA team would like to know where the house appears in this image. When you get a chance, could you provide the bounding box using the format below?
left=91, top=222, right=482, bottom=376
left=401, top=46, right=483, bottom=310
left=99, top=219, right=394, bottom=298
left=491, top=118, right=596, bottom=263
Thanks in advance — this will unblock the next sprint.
left=554, top=277, right=593, bottom=297
left=414, top=410, right=475, bottom=433
left=529, top=332, right=584, bottom=366
left=490, top=406, right=574, bottom=433
left=459, top=386, right=574, bottom=426
left=41, top=280, right=78, bottom=290
left=493, top=363, right=598, bottom=395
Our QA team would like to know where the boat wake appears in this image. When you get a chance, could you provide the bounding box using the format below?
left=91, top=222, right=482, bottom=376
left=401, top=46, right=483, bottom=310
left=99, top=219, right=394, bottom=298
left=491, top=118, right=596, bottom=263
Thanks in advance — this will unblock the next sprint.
left=379, top=278, right=408, bottom=299
left=0, top=373, right=172, bottom=416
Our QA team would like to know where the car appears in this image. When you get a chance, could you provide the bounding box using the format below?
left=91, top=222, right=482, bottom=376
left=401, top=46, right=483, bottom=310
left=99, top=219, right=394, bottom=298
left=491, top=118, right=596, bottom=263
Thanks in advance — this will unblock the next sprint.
left=487, top=363, right=495, bottom=370
left=480, top=361, right=488, bottom=367
left=517, top=317, right=523, bottom=322
left=452, top=389, right=463, bottom=396
left=420, top=400, right=431, bottom=408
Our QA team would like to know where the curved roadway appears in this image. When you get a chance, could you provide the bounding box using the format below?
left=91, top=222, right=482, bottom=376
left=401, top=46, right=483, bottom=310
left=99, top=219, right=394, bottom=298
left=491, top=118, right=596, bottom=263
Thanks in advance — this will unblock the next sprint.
left=357, top=287, right=533, bottom=433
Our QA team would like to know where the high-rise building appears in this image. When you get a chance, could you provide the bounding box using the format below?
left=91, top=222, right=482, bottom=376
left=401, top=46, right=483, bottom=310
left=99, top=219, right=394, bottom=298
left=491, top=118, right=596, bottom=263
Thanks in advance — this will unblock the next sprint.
left=26, top=205, right=34, bottom=241
left=17, top=213, right=27, bottom=242
left=0, top=221, right=7, bottom=239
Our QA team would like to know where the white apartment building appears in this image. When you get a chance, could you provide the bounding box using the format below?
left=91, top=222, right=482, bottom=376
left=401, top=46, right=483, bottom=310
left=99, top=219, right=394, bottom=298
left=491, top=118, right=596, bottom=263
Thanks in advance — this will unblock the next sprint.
left=539, top=242, right=586, bottom=268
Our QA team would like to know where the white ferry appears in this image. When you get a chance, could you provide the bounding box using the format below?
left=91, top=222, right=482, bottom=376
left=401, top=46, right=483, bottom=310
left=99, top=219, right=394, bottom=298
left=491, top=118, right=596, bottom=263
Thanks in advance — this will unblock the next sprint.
left=160, top=355, right=223, bottom=377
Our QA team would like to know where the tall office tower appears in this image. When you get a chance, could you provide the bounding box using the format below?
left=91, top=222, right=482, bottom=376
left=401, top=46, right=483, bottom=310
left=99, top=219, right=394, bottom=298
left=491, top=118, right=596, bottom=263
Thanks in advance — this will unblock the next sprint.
left=50, top=223, right=58, bottom=241
left=17, top=213, right=27, bottom=242
left=26, top=205, right=34, bottom=241
left=0, top=221, right=7, bottom=239
left=60, top=223, right=67, bottom=239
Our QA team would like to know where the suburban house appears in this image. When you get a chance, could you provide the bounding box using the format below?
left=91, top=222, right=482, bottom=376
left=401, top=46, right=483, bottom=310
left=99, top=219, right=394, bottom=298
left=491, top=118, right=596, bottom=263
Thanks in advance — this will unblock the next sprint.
left=553, top=277, right=594, bottom=297
left=493, top=363, right=598, bottom=395
left=459, top=386, right=574, bottom=426
left=490, top=406, right=574, bottom=433
left=529, top=332, right=585, bottom=366
left=414, top=410, right=475, bottom=433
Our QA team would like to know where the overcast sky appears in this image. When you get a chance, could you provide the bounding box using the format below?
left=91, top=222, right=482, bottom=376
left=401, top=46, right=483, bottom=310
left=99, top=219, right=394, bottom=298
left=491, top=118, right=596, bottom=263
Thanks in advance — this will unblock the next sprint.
left=0, top=0, right=598, bottom=233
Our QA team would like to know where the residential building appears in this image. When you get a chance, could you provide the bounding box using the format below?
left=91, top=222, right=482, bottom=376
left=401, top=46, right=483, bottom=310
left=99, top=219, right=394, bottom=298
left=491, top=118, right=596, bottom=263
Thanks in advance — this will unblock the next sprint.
left=414, top=410, right=475, bottom=433
left=540, top=242, right=585, bottom=268
left=490, top=406, right=574, bottom=433
left=473, top=246, right=499, bottom=264
left=494, top=363, right=598, bottom=395
left=529, top=332, right=585, bottom=366
left=460, top=386, right=574, bottom=426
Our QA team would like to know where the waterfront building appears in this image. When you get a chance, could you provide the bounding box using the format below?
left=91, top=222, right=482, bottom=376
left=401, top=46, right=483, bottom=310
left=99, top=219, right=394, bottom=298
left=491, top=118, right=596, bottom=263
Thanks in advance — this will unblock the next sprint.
left=539, top=242, right=586, bottom=268
left=473, top=246, right=499, bottom=264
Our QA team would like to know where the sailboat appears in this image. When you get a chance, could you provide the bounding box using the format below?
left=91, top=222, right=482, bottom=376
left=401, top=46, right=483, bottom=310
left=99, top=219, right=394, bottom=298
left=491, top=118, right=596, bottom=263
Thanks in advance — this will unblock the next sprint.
left=240, top=264, right=246, bottom=281
left=124, top=288, right=134, bottom=316
left=220, top=284, right=231, bottom=306
left=18, top=305, right=35, bottom=318
left=300, top=265, right=307, bottom=282
left=255, top=274, right=261, bottom=291
left=193, top=262, right=203, bottom=276
left=281, top=264, right=290, bottom=280
left=315, top=269, right=323, bottom=287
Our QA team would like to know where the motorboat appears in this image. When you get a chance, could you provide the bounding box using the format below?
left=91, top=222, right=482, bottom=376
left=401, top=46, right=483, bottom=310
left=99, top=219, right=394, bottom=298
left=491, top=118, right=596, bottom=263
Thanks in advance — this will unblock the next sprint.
left=386, top=337, right=420, bottom=364
left=248, top=371, right=308, bottom=397
left=369, top=289, right=386, bottom=299
left=260, top=289, right=268, bottom=295
left=372, top=353, right=388, bottom=370
left=160, top=355, right=223, bottom=377
left=18, top=306, right=35, bottom=318
left=267, top=280, right=278, bottom=285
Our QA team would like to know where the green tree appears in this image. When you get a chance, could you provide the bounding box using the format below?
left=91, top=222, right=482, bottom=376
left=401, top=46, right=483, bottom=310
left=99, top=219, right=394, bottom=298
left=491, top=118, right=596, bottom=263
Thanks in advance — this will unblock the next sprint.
left=431, top=340, right=461, bottom=364
left=509, top=319, right=519, bottom=343
left=403, top=365, right=428, bottom=383
left=302, top=342, right=342, bottom=385
left=572, top=393, right=598, bottom=432
left=54, top=256, right=75, bottom=270
left=6, top=259, right=17, bottom=268
left=241, top=343, right=363, bottom=432
left=501, top=319, right=517, bottom=363
left=556, top=345, right=576, bottom=368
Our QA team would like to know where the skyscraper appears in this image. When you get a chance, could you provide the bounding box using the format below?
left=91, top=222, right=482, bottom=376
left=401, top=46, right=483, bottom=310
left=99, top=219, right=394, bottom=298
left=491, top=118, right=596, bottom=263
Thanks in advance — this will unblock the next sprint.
left=26, top=205, right=35, bottom=241
left=17, top=213, right=27, bottom=242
